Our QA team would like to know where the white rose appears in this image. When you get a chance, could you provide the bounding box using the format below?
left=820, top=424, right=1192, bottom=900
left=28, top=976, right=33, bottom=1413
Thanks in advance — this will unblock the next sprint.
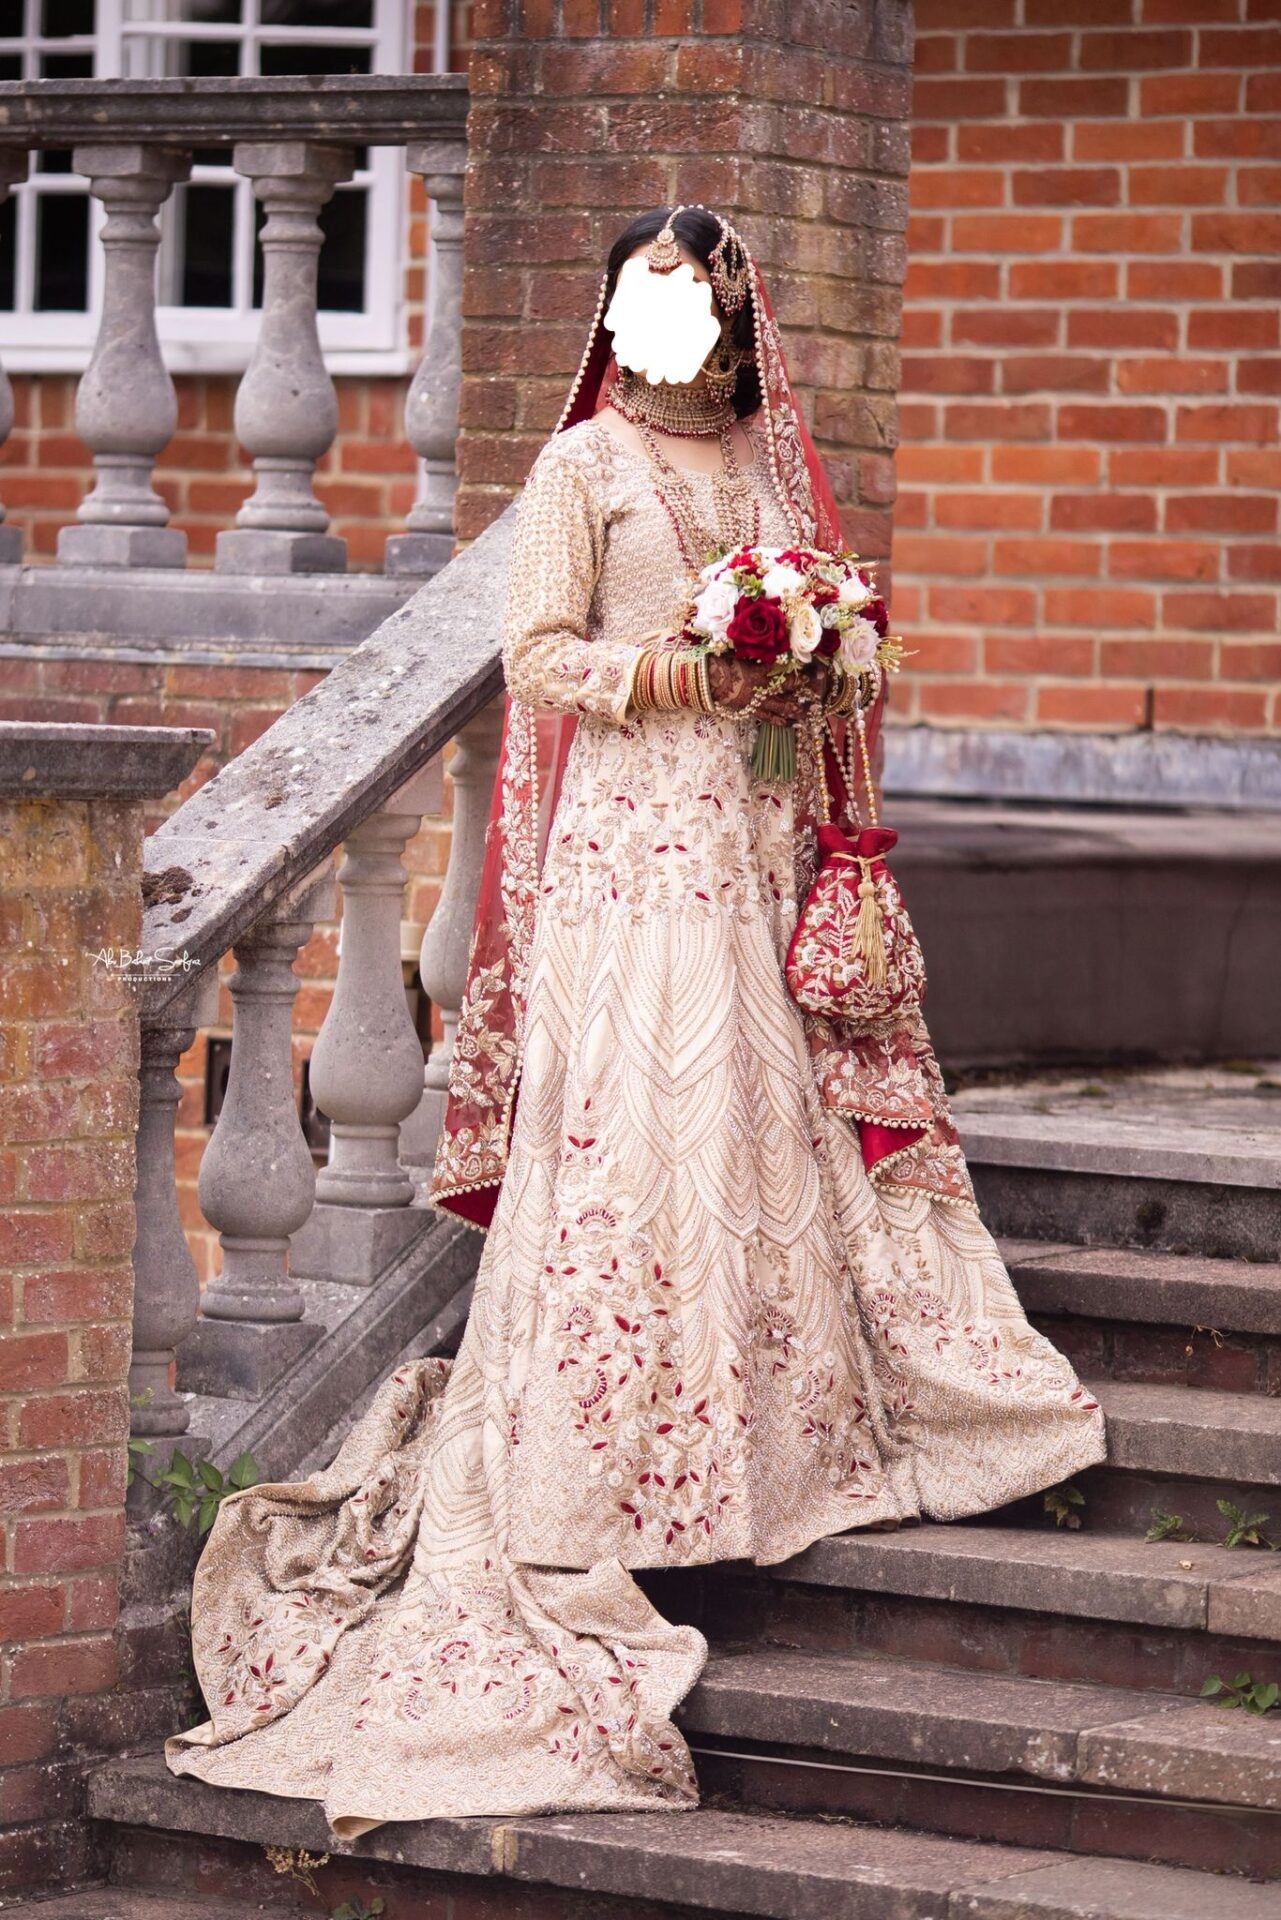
left=838, top=574, right=874, bottom=612
left=789, top=600, right=823, bottom=660
left=841, top=615, right=881, bottom=667
left=691, top=575, right=741, bottom=642
left=760, top=563, right=806, bottom=601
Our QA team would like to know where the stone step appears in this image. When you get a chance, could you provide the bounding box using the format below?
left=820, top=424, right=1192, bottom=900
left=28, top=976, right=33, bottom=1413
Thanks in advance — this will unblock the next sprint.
left=954, top=1072, right=1281, bottom=1262
left=23, top=1895, right=259, bottom=1919
left=1000, top=1239, right=1281, bottom=1395
left=89, top=1752, right=1281, bottom=1920
left=1095, top=1379, right=1281, bottom=1490
left=1003, top=1239, right=1281, bottom=1336
left=682, top=1647, right=1281, bottom=1814
left=778, top=1524, right=1281, bottom=1643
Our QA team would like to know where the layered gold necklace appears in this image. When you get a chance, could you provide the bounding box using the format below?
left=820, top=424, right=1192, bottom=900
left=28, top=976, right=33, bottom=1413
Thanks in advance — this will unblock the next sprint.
left=608, top=369, right=760, bottom=571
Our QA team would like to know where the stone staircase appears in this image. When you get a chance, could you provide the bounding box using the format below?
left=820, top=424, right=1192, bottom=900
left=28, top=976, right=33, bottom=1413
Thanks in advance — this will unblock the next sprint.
left=78, top=1073, right=1281, bottom=1918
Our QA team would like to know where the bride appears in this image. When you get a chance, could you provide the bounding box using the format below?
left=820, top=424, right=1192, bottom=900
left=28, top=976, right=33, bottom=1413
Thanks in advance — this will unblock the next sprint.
left=167, top=205, right=1106, bottom=1835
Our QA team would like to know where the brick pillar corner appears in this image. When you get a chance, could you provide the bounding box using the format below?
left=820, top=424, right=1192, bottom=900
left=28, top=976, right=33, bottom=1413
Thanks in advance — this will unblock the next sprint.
left=0, top=721, right=210, bottom=1899
left=458, top=0, right=914, bottom=571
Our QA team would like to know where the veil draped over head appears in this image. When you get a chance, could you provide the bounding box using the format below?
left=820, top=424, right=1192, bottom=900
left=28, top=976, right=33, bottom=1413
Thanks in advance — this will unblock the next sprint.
left=429, top=238, right=898, bottom=1230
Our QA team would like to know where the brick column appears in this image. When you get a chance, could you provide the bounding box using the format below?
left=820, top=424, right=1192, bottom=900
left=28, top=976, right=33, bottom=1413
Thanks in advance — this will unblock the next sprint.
left=0, top=721, right=210, bottom=1898
left=459, top=0, right=913, bottom=571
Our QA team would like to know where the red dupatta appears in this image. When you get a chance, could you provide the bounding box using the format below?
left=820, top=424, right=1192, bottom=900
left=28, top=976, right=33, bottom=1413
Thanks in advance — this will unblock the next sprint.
left=428, top=237, right=947, bottom=1232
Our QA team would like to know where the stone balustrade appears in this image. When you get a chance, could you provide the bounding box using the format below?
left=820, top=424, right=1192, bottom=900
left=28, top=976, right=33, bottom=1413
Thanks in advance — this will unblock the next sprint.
left=0, top=76, right=467, bottom=583
left=0, top=77, right=513, bottom=1458
left=126, top=506, right=513, bottom=1452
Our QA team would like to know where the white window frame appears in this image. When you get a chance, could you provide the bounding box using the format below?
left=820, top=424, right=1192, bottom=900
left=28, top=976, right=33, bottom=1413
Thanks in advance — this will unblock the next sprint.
left=0, top=0, right=410, bottom=374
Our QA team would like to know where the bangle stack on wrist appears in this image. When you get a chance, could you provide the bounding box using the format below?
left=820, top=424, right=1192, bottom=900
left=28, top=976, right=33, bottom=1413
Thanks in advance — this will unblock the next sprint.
left=824, top=660, right=870, bottom=717
left=630, top=644, right=717, bottom=716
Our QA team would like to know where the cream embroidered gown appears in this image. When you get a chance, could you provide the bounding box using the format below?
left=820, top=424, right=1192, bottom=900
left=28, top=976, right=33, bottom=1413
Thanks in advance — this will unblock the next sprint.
left=167, top=416, right=1107, bottom=1835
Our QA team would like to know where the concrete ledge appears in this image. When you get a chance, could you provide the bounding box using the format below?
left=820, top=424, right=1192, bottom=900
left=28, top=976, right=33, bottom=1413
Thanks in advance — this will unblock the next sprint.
left=891, top=798, right=1281, bottom=1067
left=0, top=720, right=213, bottom=799
left=886, top=724, right=1281, bottom=813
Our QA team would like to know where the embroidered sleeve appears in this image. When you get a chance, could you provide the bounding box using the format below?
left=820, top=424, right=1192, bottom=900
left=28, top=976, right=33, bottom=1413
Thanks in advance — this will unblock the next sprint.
left=502, top=437, right=645, bottom=724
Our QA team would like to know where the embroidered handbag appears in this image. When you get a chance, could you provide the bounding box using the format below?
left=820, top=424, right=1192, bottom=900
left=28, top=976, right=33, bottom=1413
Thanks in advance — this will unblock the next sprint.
left=785, top=690, right=926, bottom=1032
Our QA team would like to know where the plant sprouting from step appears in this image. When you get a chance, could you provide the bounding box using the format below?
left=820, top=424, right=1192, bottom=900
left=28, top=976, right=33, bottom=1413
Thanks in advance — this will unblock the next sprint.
left=131, top=1435, right=260, bottom=1536
left=1201, top=1672, right=1281, bottom=1715
left=1146, top=1509, right=1196, bottom=1544
left=264, top=1845, right=330, bottom=1897
left=1218, top=1498, right=1276, bottom=1551
left=1044, top=1481, right=1085, bottom=1529
left=332, top=1900, right=387, bottom=1920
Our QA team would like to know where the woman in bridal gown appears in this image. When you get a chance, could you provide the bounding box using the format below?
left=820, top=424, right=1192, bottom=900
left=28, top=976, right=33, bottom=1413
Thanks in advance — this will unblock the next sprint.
left=167, top=205, right=1106, bottom=1837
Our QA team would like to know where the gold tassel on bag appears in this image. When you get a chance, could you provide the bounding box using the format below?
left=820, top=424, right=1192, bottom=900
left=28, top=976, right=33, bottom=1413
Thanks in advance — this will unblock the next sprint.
left=854, top=856, right=888, bottom=989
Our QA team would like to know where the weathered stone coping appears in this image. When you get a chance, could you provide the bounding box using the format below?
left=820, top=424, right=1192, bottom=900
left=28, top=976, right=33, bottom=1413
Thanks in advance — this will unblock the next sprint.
left=0, top=74, right=468, bottom=148
left=137, top=505, right=514, bottom=1023
left=886, top=723, right=1281, bottom=814
left=0, top=564, right=422, bottom=652
left=0, top=720, right=212, bottom=800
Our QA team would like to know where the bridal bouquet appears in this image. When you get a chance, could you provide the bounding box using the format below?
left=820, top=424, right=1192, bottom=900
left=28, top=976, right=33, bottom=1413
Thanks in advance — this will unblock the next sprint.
left=681, top=544, right=902, bottom=782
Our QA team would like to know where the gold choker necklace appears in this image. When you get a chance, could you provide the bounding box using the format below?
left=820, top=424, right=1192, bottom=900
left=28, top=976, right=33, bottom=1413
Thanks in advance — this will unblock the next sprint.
left=609, top=367, right=735, bottom=439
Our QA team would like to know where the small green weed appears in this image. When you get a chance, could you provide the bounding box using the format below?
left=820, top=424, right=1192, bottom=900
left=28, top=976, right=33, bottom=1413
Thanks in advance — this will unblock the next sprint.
left=1201, top=1672, right=1280, bottom=1714
left=1044, top=1482, right=1085, bottom=1530
left=1218, top=1498, right=1275, bottom=1551
left=332, top=1900, right=387, bottom=1920
left=1146, top=1509, right=1196, bottom=1544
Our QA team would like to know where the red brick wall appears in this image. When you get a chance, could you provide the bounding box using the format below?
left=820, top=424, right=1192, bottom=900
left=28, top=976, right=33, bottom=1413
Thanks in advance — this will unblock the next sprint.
left=0, top=792, right=140, bottom=1894
left=896, top=1, right=1281, bottom=735
left=458, top=0, right=913, bottom=561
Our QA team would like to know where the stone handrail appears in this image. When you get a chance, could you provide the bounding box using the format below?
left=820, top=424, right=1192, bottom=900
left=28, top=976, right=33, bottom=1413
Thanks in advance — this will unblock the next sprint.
left=139, top=506, right=512, bottom=1024
left=0, top=74, right=468, bottom=148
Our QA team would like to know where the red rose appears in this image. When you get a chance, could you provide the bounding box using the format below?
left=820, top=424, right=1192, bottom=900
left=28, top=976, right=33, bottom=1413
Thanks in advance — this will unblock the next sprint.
left=810, top=581, right=840, bottom=608
left=816, top=628, right=841, bottom=659
left=727, top=594, right=788, bottom=663
left=868, top=596, right=889, bottom=637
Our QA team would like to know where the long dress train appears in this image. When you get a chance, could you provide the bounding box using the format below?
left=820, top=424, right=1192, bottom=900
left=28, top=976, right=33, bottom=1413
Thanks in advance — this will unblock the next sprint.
left=167, top=417, right=1106, bottom=1835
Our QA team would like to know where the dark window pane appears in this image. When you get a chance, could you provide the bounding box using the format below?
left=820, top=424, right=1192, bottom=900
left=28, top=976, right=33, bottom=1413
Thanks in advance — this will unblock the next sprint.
left=39, top=50, right=92, bottom=75
left=258, top=41, right=371, bottom=75
left=37, top=149, right=74, bottom=173
left=0, top=0, right=22, bottom=36
left=177, top=182, right=234, bottom=305
left=183, top=0, right=241, bottom=20
left=260, top=0, right=371, bottom=27
left=0, top=54, right=21, bottom=76
left=41, top=0, right=93, bottom=34
left=193, top=147, right=232, bottom=168
left=253, top=187, right=366, bottom=312
left=0, top=197, right=14, bottom=310
left=317, top=185, right=364, bottom=311
left=176, top=36, right=238, bottom=76
left=35, top=191, right=89, bottom=309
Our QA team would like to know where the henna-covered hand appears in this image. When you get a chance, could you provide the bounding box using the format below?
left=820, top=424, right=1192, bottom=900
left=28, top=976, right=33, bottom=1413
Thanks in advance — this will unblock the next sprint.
left=708, top=654, right=834, bottom=723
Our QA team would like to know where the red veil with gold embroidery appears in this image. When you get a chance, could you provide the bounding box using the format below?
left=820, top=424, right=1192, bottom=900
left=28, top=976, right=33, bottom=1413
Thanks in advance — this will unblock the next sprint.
left=430, top=243, right=967, bottom=1231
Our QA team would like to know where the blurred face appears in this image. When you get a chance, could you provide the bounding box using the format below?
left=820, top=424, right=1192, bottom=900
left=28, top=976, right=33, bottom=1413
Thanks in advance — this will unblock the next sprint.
left=604, top=239, right=721, bottom=386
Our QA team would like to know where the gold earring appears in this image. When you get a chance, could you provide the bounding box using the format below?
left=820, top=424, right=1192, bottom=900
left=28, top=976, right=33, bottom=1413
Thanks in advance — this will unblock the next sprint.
left=703, top=321, right=743, bottom=404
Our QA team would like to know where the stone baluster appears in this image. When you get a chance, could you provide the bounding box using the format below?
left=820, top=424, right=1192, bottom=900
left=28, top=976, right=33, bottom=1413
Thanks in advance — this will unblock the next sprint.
left=289, top=765, right=442, bottom=1286
left=58, top=146, right=192, bottom=570
left=129, top=968, right=219, bottom=1440
left=216, top=143, right=352, bottom=576
left=385, top=141, right=466, bottom=576
left=401, top=698, right=505, bottom=1170
left=0, top=152, right=28, bottom=565
left=180, top=867, right=333, bottom=1398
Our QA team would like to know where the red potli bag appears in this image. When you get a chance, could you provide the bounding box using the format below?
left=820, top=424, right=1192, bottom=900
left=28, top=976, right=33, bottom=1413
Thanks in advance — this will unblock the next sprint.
left=786, top=678, right=926, bottom=1031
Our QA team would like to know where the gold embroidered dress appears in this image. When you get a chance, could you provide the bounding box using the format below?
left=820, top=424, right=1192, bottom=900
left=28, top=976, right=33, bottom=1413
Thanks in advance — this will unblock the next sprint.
left=167, top=415, right=1106, bottom=1836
